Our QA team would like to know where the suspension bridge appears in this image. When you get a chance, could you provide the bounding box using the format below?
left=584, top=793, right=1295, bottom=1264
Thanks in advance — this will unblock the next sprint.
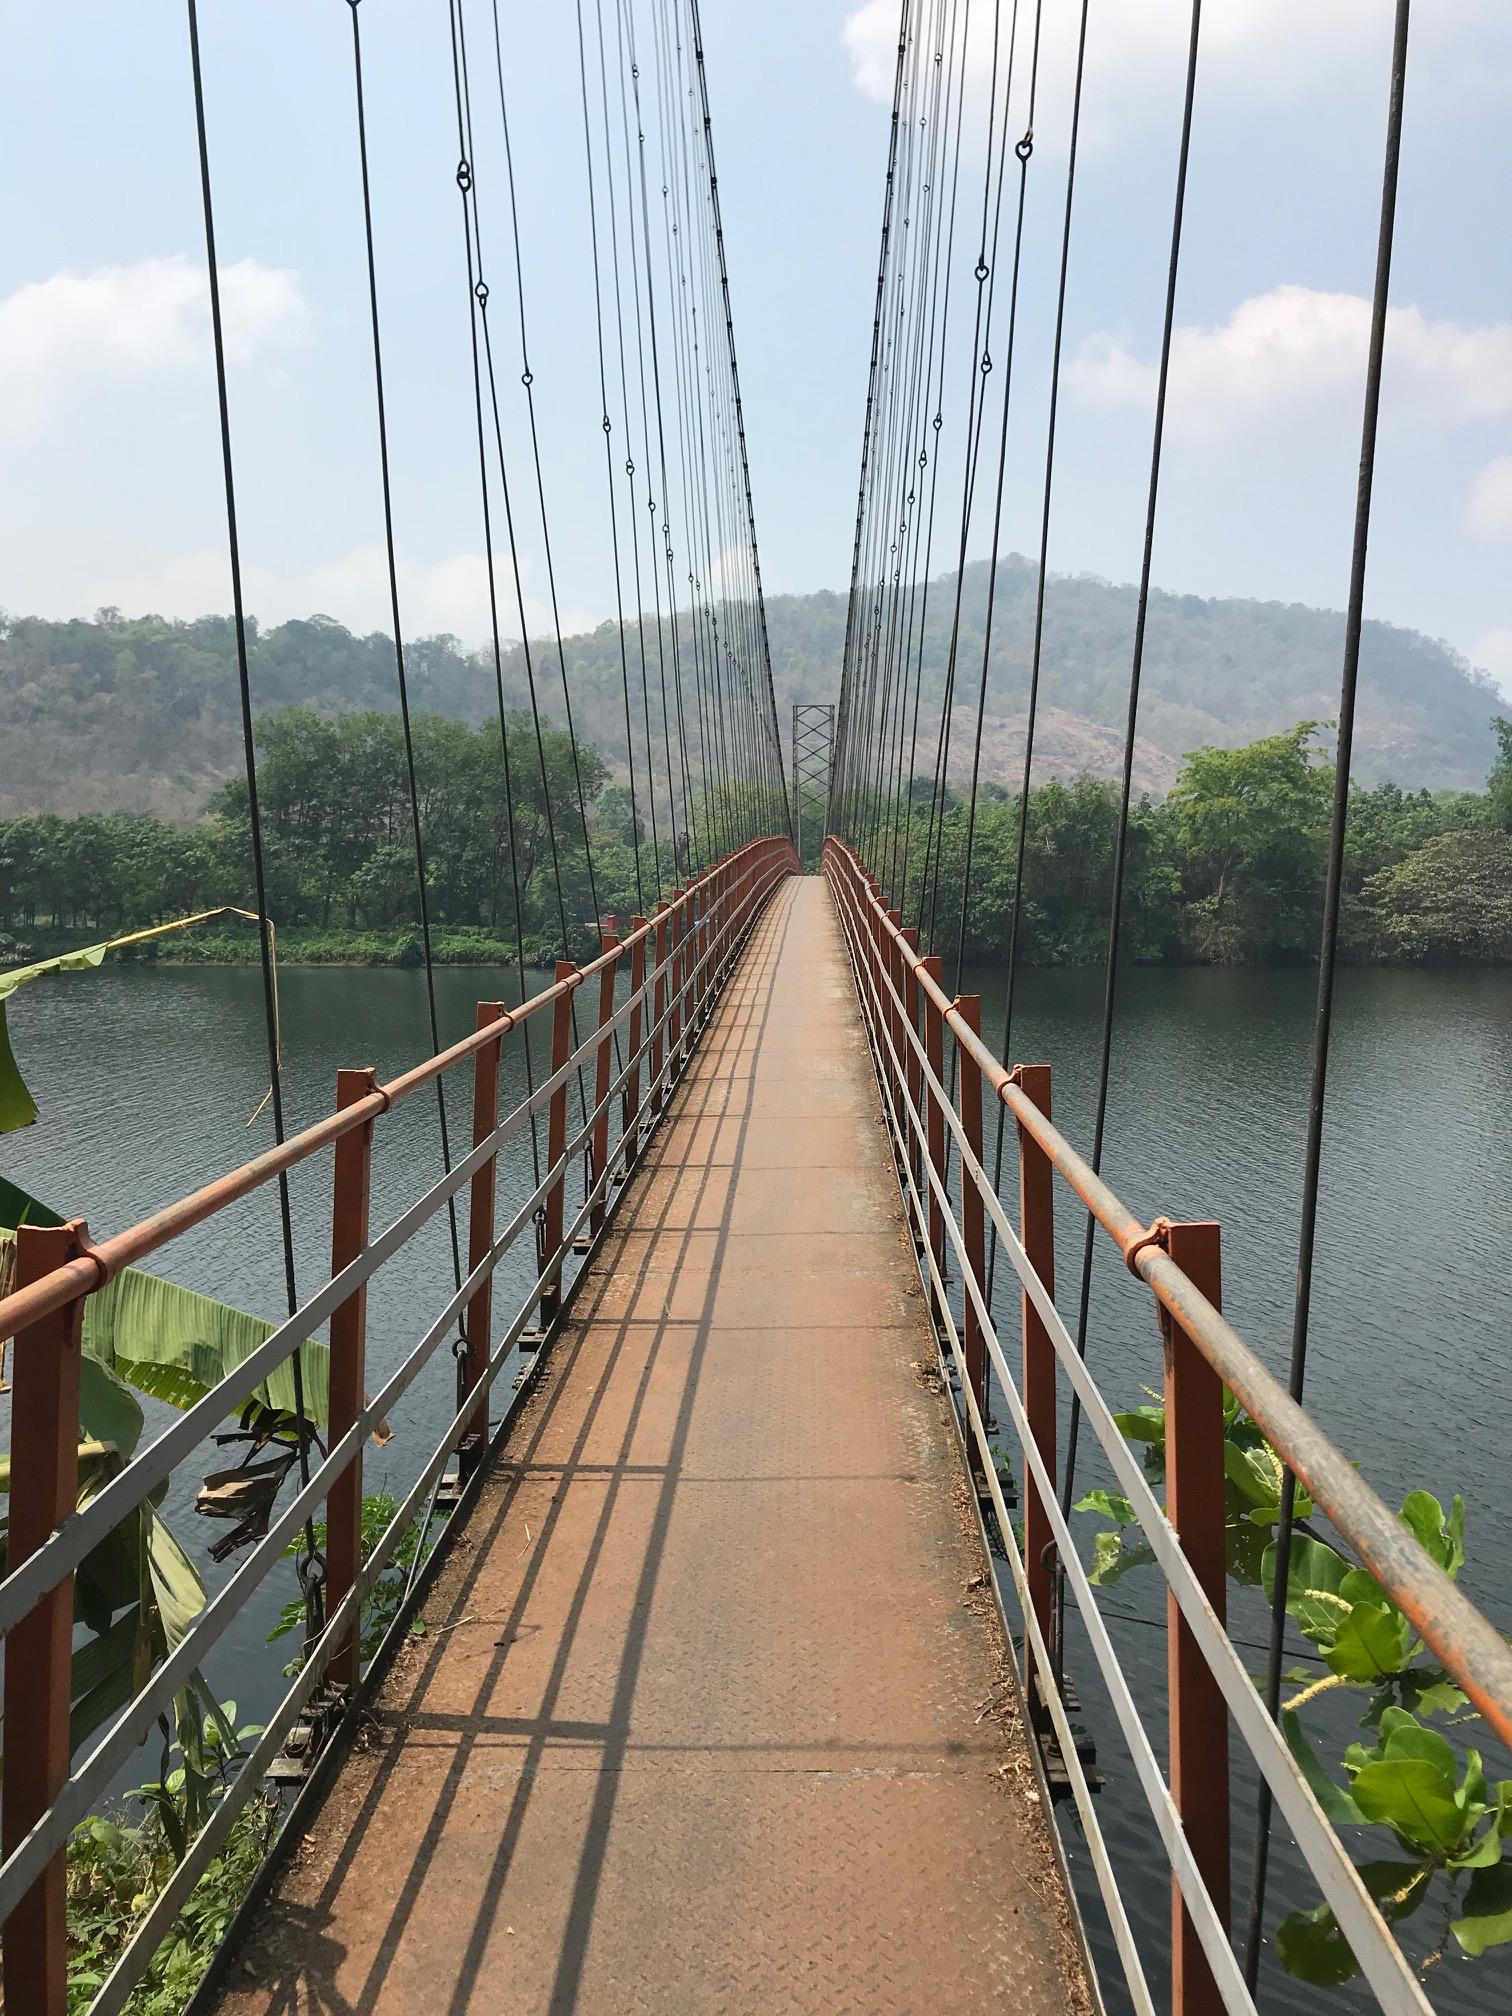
left=3, top=0, right=1508, bottom=2014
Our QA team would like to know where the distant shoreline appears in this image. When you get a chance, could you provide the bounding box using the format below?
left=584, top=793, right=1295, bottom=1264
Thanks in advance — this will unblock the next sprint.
left=5, top=923, right=1509, bottom=975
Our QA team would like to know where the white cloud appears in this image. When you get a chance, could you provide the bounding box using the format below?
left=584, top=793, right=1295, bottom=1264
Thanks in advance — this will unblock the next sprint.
left=0, top=255, right=307, bottom=420
left=1467, top=457, right=1512, bottom=540
left=1471, top=628, right=1512, bottom=698
left=83, top=543, right=589, bottom=648
left=843, top=0, right=1497, bottom=121
left=1068, top=286, right=1512, bottom=431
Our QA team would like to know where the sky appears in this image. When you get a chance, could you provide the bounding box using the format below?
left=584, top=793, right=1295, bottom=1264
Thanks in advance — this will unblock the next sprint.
left=3, top=0, right=1510, bottom=696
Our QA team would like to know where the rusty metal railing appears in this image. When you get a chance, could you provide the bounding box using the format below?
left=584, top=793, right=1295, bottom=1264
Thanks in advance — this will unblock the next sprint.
left=0, top=835, right=797, bottom=2016
left=824, top=835, right=1512, bottom=2016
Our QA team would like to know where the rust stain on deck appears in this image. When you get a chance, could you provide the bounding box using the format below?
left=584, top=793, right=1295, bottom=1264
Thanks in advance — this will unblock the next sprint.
left=213, top=877, right=1088, bottom=2015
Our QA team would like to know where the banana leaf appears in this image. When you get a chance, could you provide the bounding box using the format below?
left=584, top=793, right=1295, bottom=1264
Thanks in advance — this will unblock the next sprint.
left=1, top=1175, right=331, bottom=1427
left=0, top=941, right=109, bottom=1131
left=0, top=1400, right=211, bottom=1759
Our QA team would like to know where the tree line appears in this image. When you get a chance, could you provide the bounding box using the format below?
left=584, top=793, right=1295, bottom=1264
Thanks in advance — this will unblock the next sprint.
left=898, top=717, right=1512, bottom=965
left=2, top=709, right=1510, bottom=967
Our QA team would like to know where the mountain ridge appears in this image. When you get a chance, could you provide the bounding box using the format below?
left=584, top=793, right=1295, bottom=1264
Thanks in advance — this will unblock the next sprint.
left=0, top=555, right=1500, bottom=819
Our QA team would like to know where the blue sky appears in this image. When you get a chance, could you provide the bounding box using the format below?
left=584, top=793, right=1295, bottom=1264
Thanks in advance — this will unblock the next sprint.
left=3, top=0, right=1510, bottom=695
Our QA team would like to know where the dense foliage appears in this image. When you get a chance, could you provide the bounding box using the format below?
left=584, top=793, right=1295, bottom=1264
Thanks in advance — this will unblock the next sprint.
left=4, top=714, right=1510, bottom=969
left=1, top=570, right=1501, bottom=820
left=0, top=707, right=659, bottom=965
left=1076, top=1401, right=1512, bottom=1984
left=844, top=717, right=1512, bottom=965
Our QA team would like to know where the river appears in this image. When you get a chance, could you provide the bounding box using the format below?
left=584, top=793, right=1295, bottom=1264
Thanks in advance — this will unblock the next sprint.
left=4, top=948, right=1509, bottom=2011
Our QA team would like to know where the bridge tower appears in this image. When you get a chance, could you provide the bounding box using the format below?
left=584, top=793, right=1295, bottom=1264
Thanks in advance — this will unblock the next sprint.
left=790, top=702, right=834, bottom=870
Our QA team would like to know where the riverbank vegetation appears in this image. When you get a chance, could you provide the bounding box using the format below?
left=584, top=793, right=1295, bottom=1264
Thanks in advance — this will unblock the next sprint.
left=3, top=709, right=1510, bottom=970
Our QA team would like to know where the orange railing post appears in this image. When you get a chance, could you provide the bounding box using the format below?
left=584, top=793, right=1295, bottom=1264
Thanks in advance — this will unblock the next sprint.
left=686, top=878, right=703, bottom=1037
left=327, top=1065, right=377, bottom=1691
left=541, top=962, right=577, bottom=1323
left=463, top=1004, right=507, bottom=1465
left=650, top=904, right=669, bottom=1116
left=592, top=932, right=620, bottom=1234
left=1164, top=1220, right=1230, bottom=2016
left=922, top=953, right=947, bottom=1297
left=3, top=1220, right=88, bottom=2016
left=901, top=925, right=922, bottom=1190
left=624, top=914, right=648, bottom=1166
left=668, top=886, right=685, bottom=1076
left=955, top=993, right=989, bottom=1489
left=1014, top=1064, right=1056, bottom=1652
left=886, top=908, right=906, bottom=1155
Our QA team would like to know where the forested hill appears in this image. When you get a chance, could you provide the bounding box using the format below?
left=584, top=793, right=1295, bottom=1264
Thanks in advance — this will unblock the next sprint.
left=1, top=557, right=1500, bottom=818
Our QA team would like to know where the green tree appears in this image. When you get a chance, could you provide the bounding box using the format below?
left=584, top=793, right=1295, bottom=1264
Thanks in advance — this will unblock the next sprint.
left=1164, top=722, right=1331, bottom=961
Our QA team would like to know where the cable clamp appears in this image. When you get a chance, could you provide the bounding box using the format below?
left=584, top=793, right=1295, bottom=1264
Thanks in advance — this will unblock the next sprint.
left=1121, top=1215, right=1172, bottom=1279
left=66, top=1219, right=113, bottom=1294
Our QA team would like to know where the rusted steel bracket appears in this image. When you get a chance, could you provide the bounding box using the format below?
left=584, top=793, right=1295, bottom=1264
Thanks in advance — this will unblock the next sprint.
left=1121, top=1214, right=1173, bottom=1280
left=263, top=1682, right=349, bottom=1788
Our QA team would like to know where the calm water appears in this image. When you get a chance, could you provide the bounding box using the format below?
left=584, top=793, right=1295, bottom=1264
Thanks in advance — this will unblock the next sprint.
left=3, top=949, right=1509, bottom=2010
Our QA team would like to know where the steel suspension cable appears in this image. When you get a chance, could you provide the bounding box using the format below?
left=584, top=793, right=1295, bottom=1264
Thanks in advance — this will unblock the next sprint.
left=951, top=0, right=1044, bottom=994
left=984, top=0, right=1090, bottom=1306
left=896, top=0, right=971, bottom=915
left=343, top=0, right=467, bottom=1304
left=573, top=0, right=649, bottom=915
left=624, top=0, right=703, bottom=871
left=834, top=0, right=910, bottom=838
left=1054, top=0, right=1204, bottom=1671
left=487, top=0, right=617, bottom=963
left=607, top=0, right=674, bottom=895
left=881, top=0, right=955, bottom=905
left=861, top=14, right=935, bottom=876
left=448, top=0, right=543, bottom=1184
left=185, top=0, right=322, bottom=1640
left=917, top=0, right=1019, bottom=951
left=1244, top=0, right=1413, bottom=1981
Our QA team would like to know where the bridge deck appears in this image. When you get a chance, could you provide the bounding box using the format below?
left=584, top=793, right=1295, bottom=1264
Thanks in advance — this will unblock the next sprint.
left=215, top=876, right=1087, bottom=2015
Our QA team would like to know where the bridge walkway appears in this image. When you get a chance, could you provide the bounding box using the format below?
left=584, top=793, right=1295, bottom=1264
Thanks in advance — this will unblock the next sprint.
left=214, top=875, right=1087, bottom=2015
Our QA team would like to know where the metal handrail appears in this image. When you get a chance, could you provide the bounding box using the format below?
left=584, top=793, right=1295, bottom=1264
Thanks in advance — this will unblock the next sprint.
left=0, top=834, right=798, bottom=2016
left=0, top=845, right=779, bottom=1635
left=0, top=845, right=769, bottom=1346
left=824, top=838, right=1512, bottom=1742
left=824, top=834, right=1506, bottom=2016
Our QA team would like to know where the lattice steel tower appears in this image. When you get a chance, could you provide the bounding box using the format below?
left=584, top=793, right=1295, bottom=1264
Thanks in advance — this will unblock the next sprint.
left=791, top=704, right=835, bottom=869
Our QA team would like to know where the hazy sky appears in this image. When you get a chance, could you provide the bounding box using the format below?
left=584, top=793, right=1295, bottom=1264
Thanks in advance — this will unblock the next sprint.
left=4, top=1, right=1510, bottom=695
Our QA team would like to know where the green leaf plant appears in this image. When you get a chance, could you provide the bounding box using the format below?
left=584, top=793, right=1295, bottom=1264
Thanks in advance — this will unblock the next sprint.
left=1072, top=1397, right=1505, bottom=1984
